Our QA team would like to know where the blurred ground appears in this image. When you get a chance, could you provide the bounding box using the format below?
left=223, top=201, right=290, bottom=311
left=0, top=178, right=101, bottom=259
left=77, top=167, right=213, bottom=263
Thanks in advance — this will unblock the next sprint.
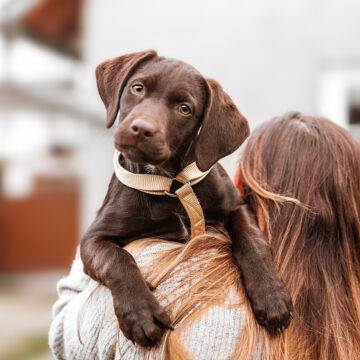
left=0, top=271, right=65, bottom=360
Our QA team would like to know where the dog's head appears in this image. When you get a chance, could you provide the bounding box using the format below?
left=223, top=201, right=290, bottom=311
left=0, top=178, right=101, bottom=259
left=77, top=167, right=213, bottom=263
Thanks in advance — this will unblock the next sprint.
left=96, top=50, right=249, bottom=171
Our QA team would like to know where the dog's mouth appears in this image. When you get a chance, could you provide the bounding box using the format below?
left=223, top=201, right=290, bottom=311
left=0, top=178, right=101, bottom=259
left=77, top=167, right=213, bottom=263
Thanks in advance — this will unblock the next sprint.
left=116, top=143, right=170, bottom=165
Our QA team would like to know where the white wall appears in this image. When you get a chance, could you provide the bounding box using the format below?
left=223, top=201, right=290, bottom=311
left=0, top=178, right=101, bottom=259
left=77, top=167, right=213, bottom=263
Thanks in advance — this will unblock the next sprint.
left=79, top=0, right=360, bottom=227
left=83, top=0, right=360, bottom=127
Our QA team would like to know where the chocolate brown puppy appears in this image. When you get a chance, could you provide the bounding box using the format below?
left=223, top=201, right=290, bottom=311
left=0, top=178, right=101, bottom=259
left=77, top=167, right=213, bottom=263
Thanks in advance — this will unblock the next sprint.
left=81, top=50, right=293, bottom=347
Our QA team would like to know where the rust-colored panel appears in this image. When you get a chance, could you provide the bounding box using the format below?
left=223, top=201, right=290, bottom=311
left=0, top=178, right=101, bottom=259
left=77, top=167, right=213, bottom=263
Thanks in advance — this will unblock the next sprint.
left=21, top=0, right=84, bottom=58
left=0, top=176, right=80, bottom=270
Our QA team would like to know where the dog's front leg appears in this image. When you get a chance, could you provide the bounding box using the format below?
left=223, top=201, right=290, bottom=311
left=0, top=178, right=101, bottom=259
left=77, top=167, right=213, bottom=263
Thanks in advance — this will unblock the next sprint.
left=80, top=235, right=172, bottom=347
left=228, top=204, right=293, bottom=333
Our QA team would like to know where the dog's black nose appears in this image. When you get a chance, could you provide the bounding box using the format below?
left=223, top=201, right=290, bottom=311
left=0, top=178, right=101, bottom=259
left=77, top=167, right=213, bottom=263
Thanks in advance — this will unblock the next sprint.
left=130, top=119, right=157, bottom=139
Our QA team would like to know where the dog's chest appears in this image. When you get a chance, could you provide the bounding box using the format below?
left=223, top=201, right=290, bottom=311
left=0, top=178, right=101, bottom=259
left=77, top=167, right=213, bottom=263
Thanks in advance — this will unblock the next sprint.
left=146, top=195, right=190, bottom=235
left=116, top=172, right=232, bottom=241
left=139, top=188, right=226, bottom=240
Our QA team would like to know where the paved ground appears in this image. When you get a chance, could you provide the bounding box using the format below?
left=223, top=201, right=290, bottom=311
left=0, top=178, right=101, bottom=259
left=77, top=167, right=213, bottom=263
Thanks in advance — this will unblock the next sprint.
left=0, top=271, right=66, bottom=360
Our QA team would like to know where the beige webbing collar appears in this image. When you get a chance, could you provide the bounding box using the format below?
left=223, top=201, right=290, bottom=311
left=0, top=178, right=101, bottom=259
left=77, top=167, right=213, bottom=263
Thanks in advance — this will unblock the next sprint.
left=113, top=150, right=211, bottom=237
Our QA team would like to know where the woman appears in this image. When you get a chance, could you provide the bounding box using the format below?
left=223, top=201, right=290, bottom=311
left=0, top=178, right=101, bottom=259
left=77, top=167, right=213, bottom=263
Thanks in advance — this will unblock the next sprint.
left=49, top=112, right=360, bottom=359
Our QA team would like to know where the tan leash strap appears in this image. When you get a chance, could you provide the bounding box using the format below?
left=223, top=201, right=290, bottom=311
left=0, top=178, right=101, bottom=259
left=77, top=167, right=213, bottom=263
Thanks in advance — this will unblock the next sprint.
left=113, top=150, right=210, bottom=237
left=176, top=183, right=206, bottom=237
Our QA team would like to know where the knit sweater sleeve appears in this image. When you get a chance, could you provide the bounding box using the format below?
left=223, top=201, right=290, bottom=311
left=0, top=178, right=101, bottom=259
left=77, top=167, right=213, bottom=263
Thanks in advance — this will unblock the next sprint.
left=48, top=247, right=118, bottom=360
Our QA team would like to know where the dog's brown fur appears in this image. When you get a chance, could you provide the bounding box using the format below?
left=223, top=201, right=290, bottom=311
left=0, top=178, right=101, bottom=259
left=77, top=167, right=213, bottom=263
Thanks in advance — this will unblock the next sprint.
left=80, top=50, right=292, bottom=347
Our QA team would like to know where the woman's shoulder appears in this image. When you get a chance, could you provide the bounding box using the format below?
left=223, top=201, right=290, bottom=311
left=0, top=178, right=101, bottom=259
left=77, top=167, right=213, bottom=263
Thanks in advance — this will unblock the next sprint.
left=50, top=240, right=264, bottom=360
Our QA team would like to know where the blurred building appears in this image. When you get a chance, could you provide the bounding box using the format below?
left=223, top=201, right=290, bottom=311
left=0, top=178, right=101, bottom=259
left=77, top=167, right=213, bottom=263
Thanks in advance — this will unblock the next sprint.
left=0, top=0, right=110, bottom=271
left=1, top=0, right=360, bottom=256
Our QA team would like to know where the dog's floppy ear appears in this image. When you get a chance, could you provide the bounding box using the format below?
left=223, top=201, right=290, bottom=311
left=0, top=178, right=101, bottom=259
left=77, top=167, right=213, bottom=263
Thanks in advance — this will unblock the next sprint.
left=195, top=79, right=250, bottom=171
left=96, top=50, right=157, bottom=128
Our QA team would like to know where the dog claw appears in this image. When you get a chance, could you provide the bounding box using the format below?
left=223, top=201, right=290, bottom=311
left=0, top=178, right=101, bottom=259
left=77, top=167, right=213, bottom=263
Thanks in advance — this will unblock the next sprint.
left=289, top=311, right=294, bottom=319
left=169, top=325, right=175, bottom=331
left=131, top=340, right=135, bottom=346
left=281, top=325, right=285, bottom=332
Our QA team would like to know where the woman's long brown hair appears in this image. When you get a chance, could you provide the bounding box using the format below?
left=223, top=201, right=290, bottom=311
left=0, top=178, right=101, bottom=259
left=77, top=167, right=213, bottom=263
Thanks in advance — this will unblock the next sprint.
left=90, top=112, right=360, bottom=359
left=240, top=112, right=360, bottom=359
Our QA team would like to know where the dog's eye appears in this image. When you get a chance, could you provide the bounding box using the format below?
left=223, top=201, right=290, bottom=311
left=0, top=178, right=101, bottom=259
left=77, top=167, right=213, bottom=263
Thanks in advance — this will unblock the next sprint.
left=131, top=84, right=144, bottom=94
left=179, top=104, right=191, bottom=115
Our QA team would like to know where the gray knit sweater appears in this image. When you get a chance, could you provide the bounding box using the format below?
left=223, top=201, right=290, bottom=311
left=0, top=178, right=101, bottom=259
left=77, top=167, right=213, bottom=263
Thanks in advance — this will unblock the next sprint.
left=48, top=242, right=263, bottom=359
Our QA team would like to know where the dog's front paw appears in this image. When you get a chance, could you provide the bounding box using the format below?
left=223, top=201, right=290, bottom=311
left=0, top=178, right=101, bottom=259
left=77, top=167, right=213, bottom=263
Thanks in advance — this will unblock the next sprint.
left=112, top=286, right=173, bottom=347
left=249, top=283, right=293, bottom=333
